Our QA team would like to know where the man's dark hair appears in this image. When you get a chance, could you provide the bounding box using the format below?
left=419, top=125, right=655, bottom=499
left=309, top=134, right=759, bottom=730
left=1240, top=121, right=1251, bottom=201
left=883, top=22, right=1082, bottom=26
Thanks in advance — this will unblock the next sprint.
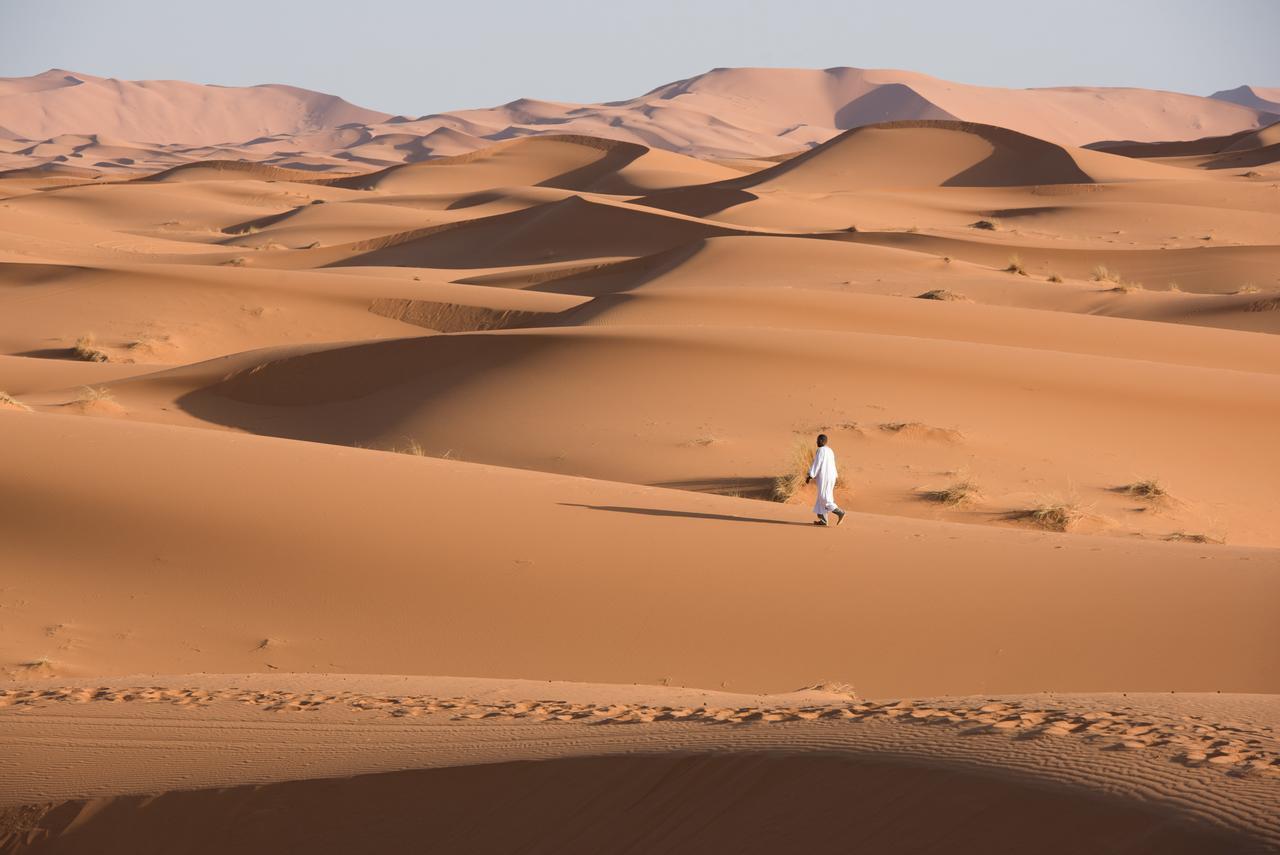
left=816, top=434, right=828, bottom=446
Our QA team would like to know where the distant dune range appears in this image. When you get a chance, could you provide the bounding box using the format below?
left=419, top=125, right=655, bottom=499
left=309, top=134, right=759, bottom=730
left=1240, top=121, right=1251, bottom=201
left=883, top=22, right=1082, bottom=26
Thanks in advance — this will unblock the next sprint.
left=1, top=69, right=1279, bottom=853
left=1, top=66, right=1278, bottom=177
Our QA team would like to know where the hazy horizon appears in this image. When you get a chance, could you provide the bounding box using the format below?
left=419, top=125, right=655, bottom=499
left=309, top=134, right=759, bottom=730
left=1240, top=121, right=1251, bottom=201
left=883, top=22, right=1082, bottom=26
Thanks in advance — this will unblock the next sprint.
left=2, top=0, right=1277, bottom=115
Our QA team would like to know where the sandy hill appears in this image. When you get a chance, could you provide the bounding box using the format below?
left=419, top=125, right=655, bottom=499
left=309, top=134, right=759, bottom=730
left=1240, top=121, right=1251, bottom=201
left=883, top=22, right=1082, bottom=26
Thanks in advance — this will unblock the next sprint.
left=632, top=67, right=1275, bottom=148
left=1087, top=121, right=1280, bottom=171
left=720, top=120, right=1191, bottom=191
left=383, top=68, right=1279, bottom=162
left=1211, top=84, right=1280, bottom=116
left=1, top=68, right=1276, bottom=179
left=0, top=68, right=389, bottom=145
left=326, top=135, right=741, bottom=195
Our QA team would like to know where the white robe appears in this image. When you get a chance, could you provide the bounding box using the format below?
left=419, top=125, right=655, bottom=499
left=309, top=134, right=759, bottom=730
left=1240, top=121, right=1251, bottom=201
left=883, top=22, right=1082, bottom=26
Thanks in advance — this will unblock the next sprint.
left=808, top=446, right=839, bottom=514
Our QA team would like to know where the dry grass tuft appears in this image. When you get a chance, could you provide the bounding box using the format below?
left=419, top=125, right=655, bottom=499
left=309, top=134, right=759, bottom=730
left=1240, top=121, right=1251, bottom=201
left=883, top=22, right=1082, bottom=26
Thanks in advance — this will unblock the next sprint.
left=1003, top=255, right=1028, bottom=275
left=73, top=334, right=110, bottom=363
left=878, top=422, right=964, bottom=444
left=1242, top=171, right=1263, bottom=178
left=1109, top=281, right=1145, bottom=294
left=970, top=220, right=998, bottom=230
left=1164, top=532, right=1224, bottom=545
left=398, top=438, right=427, bottom=456
left=19, top=657, right=54, bottom=671
left=770, top=440, right=846, bottom=502
left=1090, top=265, right=1121, bottom=284
left=1006, top=498, right=1085, bottom=532
left=361, top=438, right=461, bottom=460
left=916, top=289, right=969, bottom=302
left=1246, top=296, right=1280, bottom=312
left=77, top=386, right=115, bottom=404
left=771, top=439, right=817, bottom=503
left=801, top=681, right=857, bottom=695
left=0, top=390, right=31, bottom=411
left=1119, top=479, right=1169, bottom=502
left=920, top=480, right=980, bottom=506
left=1047, top=273, right=1063, bottom=283
left=1234, top=283, right=1260, bottom=295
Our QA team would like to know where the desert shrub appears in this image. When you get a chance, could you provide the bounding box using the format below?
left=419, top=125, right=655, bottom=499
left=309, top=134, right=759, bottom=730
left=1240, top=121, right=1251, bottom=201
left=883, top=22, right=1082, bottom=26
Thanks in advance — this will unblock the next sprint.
left=0, top=391, right=31, bottom=411
left=1164, top=532, right=1224, bottom=544
left=1119, top=479, right=1168, bottom=502
left=920, top=480, right=980, bottom=506
left=1090, top=265, right=1120, bottom=284
left=73, top=334, right=109, bottom=363
left=1006, top=499, right=1084, bottom=532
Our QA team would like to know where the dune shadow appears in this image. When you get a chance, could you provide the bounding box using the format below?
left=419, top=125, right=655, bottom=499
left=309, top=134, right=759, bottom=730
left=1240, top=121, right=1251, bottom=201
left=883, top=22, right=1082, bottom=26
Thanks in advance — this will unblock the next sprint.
left=13, top=347, right=79, bottom=360
left=561, top=503, right=810, bottom=527
left=649, top=476, right=777, bottom=500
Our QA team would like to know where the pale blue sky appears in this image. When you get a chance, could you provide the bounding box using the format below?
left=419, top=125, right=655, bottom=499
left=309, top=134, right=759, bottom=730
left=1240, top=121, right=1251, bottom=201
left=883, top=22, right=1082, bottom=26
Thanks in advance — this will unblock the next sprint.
left=2, top=0, right=1276, bottom=115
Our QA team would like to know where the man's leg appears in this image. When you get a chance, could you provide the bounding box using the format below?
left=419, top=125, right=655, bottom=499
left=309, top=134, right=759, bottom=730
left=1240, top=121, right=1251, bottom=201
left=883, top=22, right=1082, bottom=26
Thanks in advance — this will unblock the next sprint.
left=834, top=507, right=846, bottom=526
left=813, top=514, right=828, bottom=526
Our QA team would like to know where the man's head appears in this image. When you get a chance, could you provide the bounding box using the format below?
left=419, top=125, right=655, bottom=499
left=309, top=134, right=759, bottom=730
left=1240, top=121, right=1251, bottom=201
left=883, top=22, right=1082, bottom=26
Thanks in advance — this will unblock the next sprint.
left=816, top=434, right=828, bottom=447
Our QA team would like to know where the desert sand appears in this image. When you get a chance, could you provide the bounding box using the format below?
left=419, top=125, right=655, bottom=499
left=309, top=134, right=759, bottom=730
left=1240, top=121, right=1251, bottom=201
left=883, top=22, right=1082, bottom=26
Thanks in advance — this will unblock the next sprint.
left=1, top=66, right=1278, bottom=852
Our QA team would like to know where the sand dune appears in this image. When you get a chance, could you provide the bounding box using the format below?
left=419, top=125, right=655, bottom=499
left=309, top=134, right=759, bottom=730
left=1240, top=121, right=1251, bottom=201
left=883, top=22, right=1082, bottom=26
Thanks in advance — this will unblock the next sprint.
left=1088, top=120, right=1280, bottom=173
left=81, top=320, right=1275, bottom=547
left=327, top=135, right=741, bottom=195
left=329, top=195, right=765, bottom=269
left=715, top=120, right=1193, bottom=192
left=2, top=67, right=1276, bottom=178
left=1212, top=85, right=1280, bottom=116
left=0, top=69, right=388, bottom=145
left=3, top=411, right=1277, bottom=695
left=2, top=678, right=1275, bottom=853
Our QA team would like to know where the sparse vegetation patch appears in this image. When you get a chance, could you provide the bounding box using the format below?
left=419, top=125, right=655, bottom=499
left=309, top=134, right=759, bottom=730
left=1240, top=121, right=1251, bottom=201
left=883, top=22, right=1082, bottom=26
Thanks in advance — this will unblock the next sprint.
left=1004, top=255, right=1027, bottom=275
left=1090, top=265, right=1121, bottom=284
left=1006, top=499, right=1085, bottom=532
left=73, top=334, right=110, bottom=363
left=1165, top=532, right=1224, bottom=545
left=916, top=289, right=969, bottom=302
left=920, top=480, right=980, bottom=506
left=1119, top=479, right=1169, bottom=502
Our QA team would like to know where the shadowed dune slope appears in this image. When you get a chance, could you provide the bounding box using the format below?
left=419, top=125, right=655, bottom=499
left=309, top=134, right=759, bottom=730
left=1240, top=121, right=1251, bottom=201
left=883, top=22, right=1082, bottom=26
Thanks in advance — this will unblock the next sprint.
left=2, top=753, right=1247, bottom=855
left=1087, top=121, right=1280, bottom=158
left=326, top=135, right=741, bottom=195
left=723, top=121, right=1194, bottom=191
left=327, top=195, right=769, bottom=268
left=136, top=160, right=346, bottom=184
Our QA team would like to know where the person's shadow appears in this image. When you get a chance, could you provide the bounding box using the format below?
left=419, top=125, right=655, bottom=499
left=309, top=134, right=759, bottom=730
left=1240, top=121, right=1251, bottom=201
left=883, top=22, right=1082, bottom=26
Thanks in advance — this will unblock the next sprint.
left=560, top=503, right=812, bottom=527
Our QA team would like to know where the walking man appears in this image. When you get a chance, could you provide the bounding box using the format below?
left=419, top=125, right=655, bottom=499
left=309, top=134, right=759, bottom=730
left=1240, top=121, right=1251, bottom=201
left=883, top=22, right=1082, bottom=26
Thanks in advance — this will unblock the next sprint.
left=805, top=434, right=846, bottom=527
